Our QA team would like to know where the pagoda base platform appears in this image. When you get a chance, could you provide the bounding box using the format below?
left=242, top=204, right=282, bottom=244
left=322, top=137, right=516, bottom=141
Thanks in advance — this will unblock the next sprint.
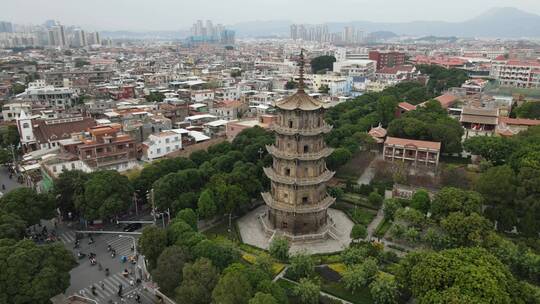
left=237, top=205, right=354, bottom=254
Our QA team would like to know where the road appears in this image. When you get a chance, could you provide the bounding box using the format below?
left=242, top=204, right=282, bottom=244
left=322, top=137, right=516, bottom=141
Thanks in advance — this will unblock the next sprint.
left=39, top=219, right=160, bottom=304
left=0, top=165, right=24, bottom=194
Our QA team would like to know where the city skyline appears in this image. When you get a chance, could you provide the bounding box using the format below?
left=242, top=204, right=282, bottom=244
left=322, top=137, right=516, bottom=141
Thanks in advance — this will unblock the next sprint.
left=2, top=0, right=540, bottom=31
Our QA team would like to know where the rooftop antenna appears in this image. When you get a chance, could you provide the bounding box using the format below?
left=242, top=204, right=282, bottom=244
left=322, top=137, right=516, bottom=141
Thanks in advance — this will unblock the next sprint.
left=298, top=49, right=305, bottom=93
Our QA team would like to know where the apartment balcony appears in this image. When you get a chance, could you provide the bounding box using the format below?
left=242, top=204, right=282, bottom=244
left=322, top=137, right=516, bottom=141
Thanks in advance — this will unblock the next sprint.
left=261, top=192, right=335, bottom=214
left=263, top=167, right=335, bottom=186
left=266, top=145, right=334, bottom=161
left=271, top=124, right=332, bottom=136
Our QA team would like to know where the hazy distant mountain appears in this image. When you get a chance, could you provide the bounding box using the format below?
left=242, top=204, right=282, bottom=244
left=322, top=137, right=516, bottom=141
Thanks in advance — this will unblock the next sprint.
left=229, top=20, right=292, bottom=38
left=101, top=30, right=189, bottom=40
left=230, top=7, right=540, bottom=38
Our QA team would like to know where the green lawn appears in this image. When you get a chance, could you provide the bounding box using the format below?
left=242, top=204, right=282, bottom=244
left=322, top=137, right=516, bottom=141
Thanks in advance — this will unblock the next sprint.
left=336, top=151, right=377, bottom=180
left=320, top=277, right=374, bottom=304
left=373, top=219, right=392, bottom=238
left=346, top=207, right=377, bottom=226
left=341, top=193, right=381, bottom=210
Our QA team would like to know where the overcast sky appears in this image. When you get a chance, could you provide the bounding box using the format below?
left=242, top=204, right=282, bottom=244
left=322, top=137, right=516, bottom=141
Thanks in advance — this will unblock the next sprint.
left=2, top=0, right=540, bottom=31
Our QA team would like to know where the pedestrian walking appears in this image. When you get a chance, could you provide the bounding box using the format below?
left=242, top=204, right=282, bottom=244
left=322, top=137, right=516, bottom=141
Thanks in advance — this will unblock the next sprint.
left=100, top=281, right=105, bottom=290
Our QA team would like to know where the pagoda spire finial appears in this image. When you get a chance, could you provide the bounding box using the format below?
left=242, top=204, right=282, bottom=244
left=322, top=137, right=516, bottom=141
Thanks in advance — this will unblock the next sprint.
left=298, top=49, right=305, bottom=93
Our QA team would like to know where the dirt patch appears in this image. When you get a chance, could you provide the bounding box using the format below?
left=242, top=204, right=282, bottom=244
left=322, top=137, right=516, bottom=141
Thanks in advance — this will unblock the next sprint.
left=336, top=150, right=377, bottom=179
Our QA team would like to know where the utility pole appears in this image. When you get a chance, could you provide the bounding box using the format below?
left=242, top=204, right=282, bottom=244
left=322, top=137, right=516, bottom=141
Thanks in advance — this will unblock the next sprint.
left=150, top=189, right=156, bottom=225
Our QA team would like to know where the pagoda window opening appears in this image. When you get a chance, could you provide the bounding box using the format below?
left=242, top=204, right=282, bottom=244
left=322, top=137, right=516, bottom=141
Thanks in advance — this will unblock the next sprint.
left=285, top=168, right=291, bottom=176
left=304, top=145, right=309, bottom=153
left=288, top=120, right=293, bottom=128
left=302, top=196, right=308, bottom=204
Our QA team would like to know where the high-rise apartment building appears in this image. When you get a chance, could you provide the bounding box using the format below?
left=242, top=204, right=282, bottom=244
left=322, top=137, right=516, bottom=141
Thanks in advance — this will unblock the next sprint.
left=0, top=21, right=13, bottom=33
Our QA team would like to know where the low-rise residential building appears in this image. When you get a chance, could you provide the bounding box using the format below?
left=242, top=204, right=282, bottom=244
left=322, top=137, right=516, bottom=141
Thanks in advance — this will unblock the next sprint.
left=375, top=65, right=416, bottom=84
left=24, top=86, right=77, bottom=109
left=306, top=74, right=353, bottom=96
left=225, top=115, right=276, bottom=141
left=142, top=130, right=183, bottom=161
left=2, top=102, right=32, bottom=121
left=333, top=60, right=376, bottom=78
left=77, top=124, right=138, bottom=171
left=17, top=111, right=96, bottom=153
left=210, top=100, right=246, bottom=121
left=383, top=136, right=441, bottom=167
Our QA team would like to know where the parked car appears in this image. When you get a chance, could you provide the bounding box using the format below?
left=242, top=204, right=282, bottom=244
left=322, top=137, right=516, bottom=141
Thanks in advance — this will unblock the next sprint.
left=123, top=223, right=142, bottom=232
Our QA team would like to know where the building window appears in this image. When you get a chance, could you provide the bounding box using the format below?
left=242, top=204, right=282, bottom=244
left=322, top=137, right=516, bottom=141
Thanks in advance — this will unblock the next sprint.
left=22, top=123, right=29, bottom=128
left=71, top=163, right=75, bottom=169
left=282, top=222, right=288, bottom=229
left=288, top=120, right=293, bottom=128
left=302, top=196, right=308, bottom=204
left=304, top=145, right=309, bottom=153
left=285, top=168, right=290, bottom=176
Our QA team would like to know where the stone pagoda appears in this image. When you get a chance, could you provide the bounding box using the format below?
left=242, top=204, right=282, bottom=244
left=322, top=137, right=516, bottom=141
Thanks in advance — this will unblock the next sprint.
left=262, top=51, right=335, bottom=235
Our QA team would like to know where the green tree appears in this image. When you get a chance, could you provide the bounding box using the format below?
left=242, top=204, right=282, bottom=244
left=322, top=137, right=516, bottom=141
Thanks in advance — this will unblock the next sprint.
left=152, top=246, right=188, bottom=296
left=342, top=257, right=379, bottom=292
left=410, top=189, right=430, bottom=214
left=76, top=170, right=133, bottom=220
left=175, top=258, right=219, bottom=304
left=397, top=247, right=525, bottom=304
left=138, top=225, right=167, bottom=270
left=53, top=170, right=89, bottom=217
left=0, top=149, right=12, bottom=164
left=376, top=95, right=399, bottom=126
left=153, top=169, right=203, bottom=211
left=341, top=246, right=370, bottom=266
left=515, top=101, right=540, bottom=119
left=319, top=84, right=330, bottom=94
left=249, top=292, right=278, bottom=304
left=310, top=55, right=336, bottom=73
left=0, top=239, right=76, bottom=304
left=11, top=83, right=26, bottom=95
left=193, top=239, right=240, bottom=270
left=212, top=269, right=253, bottom=304
left=518, top=209, right=538, bottom=237
left=293, top=278, right=320, bottom=304
left=287, top=253, right=315, bottom=280
left=383, top=199, right=401, bottom=221
left=133, top=157, right=196, bottom=194
left=475, top=165, right=516, bottom=205
left=326, top=147, right=352, bottom=170
left=285, top=80, right=298, bottom=90
left=0, top=209, right=26, bottom=240
left=177, top=208, right=198, bottom=230
left=350, top=224, right=367, bottom=241
left=145, top=91, right=166, bottom=102
left=440, top=212, right=492, bottom=247
left=463, top=136, right=514, bottom=165
left=430, top=187, right=482, bottom=219
left=368, top=191, right=383, bottom=207
left=197, top=190, right=217, bottom=219
left=269, top=236, right=289, bottom=261
left=0, top=188, right=54, bottom=225
left=369, top=272, right=399, bottom=304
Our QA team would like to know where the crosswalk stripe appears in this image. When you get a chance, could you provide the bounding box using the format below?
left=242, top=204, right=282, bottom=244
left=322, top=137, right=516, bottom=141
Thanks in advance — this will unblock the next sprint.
left=96, top=281, right=114, bottom=298
left=108, top=274, right=128, bottom=288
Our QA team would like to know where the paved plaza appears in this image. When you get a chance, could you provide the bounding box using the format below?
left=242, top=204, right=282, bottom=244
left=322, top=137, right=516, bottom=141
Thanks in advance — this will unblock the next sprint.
left=238, top=206, right=354, bottom=254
